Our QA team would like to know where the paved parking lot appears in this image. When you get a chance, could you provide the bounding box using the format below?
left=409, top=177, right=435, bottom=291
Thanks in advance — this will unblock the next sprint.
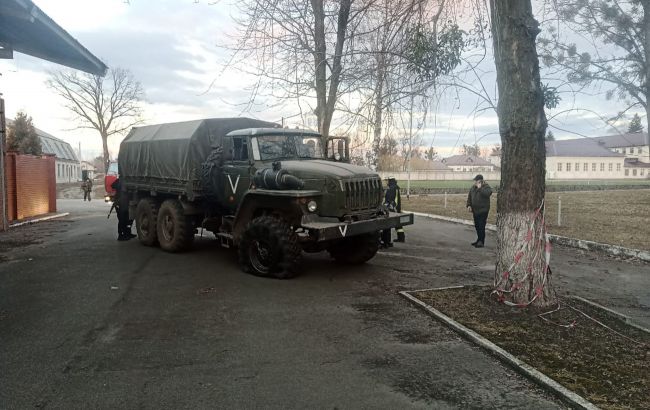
left=1, top=199, right=647, bottom=408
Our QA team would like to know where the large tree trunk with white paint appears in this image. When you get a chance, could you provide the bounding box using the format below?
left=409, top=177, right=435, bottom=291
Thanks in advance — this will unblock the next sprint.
left=490, top=0, right=556, bottom=308
left=644, top=2, right=650, bottom=161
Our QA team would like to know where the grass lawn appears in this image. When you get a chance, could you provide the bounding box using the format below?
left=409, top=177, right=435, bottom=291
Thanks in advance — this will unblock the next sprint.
left=399, top=179, right=650, bottom=190
left=404, top=189, right=650, bottom=250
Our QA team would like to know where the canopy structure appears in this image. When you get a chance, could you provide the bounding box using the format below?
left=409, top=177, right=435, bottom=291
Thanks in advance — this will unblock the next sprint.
left=119, top=118, right=277, bottom=184
left=0, top=0, right=107, bottom=76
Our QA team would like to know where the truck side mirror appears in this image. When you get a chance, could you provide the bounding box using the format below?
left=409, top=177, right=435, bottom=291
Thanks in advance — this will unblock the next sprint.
left=327, top=137, right=350, bottom=163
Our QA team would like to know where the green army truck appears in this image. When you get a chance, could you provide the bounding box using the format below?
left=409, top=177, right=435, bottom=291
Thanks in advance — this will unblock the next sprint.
left=118, top=118, right=414, bottom=278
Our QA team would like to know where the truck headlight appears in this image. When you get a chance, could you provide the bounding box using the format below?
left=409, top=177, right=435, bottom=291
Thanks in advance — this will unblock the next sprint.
left=307, top=200, right=318, bottom=212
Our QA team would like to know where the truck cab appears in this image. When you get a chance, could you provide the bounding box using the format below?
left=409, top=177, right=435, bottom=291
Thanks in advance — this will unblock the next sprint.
left=104, top=161, right=118, bottom=201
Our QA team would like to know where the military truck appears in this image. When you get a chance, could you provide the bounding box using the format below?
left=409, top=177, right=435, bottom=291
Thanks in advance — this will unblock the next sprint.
left=118, top=118, right=414, bottom=278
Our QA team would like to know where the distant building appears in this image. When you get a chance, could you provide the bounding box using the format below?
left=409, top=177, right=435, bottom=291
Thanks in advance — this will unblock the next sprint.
left=441, top=155, right=496, bottom=172
left=80, top=161, right=96, bottom=180
left=546, top=139, right=627, bottom=179
left=592, top=132, right=649, bottom=163
left=547, top=134, right=650, bottom=179
left=37, top=129, right=81, bottom=183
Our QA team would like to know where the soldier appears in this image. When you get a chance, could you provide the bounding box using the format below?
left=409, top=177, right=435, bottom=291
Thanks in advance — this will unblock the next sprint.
left=466, top=174, right=493, bottom=248
left=83, top=177, right=93, bottom=201
left=381, top=177, right=405, bottom=247
left=111, top=177, right=135, bottom=241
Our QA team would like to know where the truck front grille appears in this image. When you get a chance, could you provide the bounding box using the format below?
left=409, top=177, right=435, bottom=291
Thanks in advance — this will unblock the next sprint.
left=344, top=177, right=382, bottom=211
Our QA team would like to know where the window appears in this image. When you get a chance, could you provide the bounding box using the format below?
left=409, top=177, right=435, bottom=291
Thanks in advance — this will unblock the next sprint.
left=625, top=169, right=629, bottom=176
left=592, top=163, right=596, bottom=171
left=583, top=163, right=588, bottom=171
left=617, top=163, right=621, bottom=171
left=575, top=163, right=580, bottom=172
left=629, top=147, right=634, bottom=154
left=600, top=163, right=605, bottom=172
left=557, top=163, right=562, bottom=171
left=639, top=147, right=643, bottom=154
left=633, top=169, right=637, bottom=176
left=641, top=169, right=645, bottom=176
left=566, top=163, right=571, bottom=172
left=232, top=137, right=249, bottom=161
left=608, top=163, right=613, bottom=172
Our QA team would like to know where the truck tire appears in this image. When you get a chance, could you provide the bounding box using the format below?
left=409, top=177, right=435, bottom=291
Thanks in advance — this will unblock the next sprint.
left=156, top=199, right=194, bottom=252
left=136, top=198, right=159, bottom=246
left=328, top=232, right=379, bottom=265
left=238, top=216, right=301, bottom=279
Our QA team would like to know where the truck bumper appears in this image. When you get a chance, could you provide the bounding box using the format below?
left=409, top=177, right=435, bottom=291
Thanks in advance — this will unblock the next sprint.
left=301, top=212, right=414, bottom=242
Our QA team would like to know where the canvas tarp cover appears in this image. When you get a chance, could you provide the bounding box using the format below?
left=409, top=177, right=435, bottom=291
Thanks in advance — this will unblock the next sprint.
left=119, top=118, right=277, bottom=184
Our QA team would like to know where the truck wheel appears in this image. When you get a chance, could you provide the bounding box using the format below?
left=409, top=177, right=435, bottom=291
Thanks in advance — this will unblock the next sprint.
left=156, top=199, right=194, bottom=252
left=136, top=198, right=159, bottom=246
left=328, top=232, right=379, bottom=265
left=238, top=216, right=301, bottom=279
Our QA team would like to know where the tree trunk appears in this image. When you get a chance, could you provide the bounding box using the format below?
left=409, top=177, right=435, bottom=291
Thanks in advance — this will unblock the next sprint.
left=641, top=0, right=650, bottom=161
left=311, top=0, right=328, bottom=135
left=490, top=0, right=556, bottom=308
left=372, top=58, right=385, bottom=168
left=101, top=133, right=110, bottom=173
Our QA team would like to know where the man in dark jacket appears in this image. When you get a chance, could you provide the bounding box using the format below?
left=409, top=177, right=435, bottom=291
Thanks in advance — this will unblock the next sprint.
left=466, top=174, right=492, bottom=248
left=111, top=178, right=135, bottom=241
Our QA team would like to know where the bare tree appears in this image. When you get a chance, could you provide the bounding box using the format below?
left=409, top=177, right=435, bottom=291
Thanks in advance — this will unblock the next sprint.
left=223, top=0, right=375, bottom=137
left=490, top=0, right=556, bottom=307
left=48, top=68, right=144, bottom=172
left=461, top=143, right=481, bottom=156
left=539, top=0, right=650, bottom=159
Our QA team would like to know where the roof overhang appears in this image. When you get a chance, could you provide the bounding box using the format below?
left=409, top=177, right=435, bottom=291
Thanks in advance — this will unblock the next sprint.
left=0, top=0, right=107, bottom=76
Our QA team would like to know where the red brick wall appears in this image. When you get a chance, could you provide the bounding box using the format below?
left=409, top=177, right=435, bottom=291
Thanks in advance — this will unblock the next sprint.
left=4, top=152, right=56, bottom=221
left=5, top=153, right=17, bottom=221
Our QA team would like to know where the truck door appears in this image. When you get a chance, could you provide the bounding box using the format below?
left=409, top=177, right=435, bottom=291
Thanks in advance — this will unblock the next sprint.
left=222, top=136, right=252, bottom=211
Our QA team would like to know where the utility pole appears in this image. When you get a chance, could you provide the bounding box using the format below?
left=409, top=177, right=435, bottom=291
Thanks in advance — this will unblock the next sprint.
left=0, top=97, right=7, bottom=231
left=78, top=141, right=82, bottom=180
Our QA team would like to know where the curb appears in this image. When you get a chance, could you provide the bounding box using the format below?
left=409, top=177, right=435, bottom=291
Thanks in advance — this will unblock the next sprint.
left=399, top=289, right=599, bottom=410
left=409, top=211, right=650, bottom=263
left=9, top=213, right=70, bottom=228
left=569, top=295, right=650, bottom=334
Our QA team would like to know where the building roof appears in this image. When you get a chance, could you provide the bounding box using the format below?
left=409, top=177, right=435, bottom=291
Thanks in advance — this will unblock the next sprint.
left=592, top=133, right=648, bottom=148
left=412, top=159, right=450, bottom=171
left=441, top=155, right=493, bottom=166
left=38, top=131, right=78, bottom=162
left=0, top=0, right=107, bottom=75
left=624, top=158, right=650, bottom=168
left=6, top=119, right=78, bottom=161
left=545, top=139, right=624, bottom=157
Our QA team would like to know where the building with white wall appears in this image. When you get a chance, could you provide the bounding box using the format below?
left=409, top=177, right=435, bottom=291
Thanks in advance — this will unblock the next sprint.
left=593, top=133, right=649, bottom=162
left=546, top=139, right=630, bottom=179
left=37, top=129, right=81, bottom=183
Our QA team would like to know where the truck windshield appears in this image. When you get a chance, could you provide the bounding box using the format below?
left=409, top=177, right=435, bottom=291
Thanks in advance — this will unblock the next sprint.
left=256, top=134, right=324, bottom=161
left=107, top=162, right=118, bottom=175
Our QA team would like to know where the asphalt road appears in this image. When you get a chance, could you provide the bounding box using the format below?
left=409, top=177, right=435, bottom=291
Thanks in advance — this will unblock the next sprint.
left=1, top=199, right=648, bottom=409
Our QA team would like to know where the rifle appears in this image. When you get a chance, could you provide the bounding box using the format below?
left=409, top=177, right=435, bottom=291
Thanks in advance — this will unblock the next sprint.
left=107, top=201, right=117, bottom=219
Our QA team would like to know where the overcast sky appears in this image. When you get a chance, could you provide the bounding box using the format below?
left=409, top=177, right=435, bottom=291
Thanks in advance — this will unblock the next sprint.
left=0, top=0, right=643, bottom=160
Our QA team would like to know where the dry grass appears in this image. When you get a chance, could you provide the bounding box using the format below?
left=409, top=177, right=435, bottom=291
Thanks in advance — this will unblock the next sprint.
left=404, top=189, right=650, bottom=250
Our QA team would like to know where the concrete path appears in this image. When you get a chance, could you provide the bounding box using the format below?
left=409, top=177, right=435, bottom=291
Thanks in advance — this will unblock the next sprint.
left=1, top=199, right=647, bottom=408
